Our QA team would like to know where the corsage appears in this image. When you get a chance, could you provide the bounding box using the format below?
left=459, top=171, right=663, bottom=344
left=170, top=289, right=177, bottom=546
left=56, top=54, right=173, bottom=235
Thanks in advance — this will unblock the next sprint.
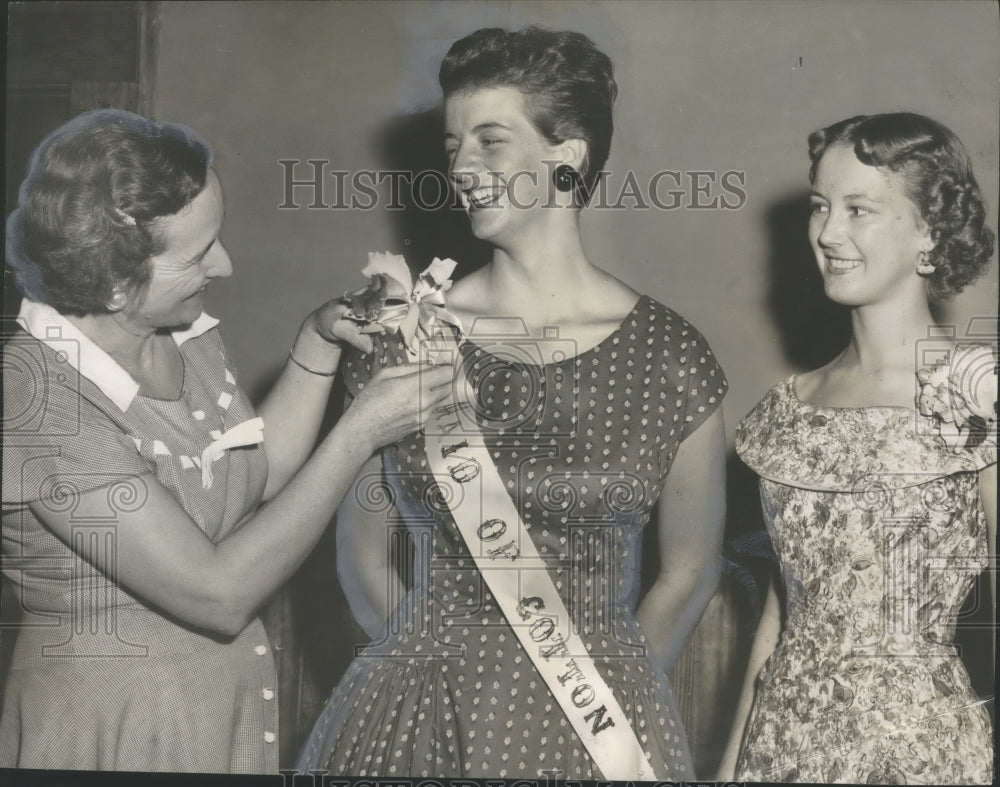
left=917, top=344, right=998, bottom=452
left=342, top=252, right=462, bottom=360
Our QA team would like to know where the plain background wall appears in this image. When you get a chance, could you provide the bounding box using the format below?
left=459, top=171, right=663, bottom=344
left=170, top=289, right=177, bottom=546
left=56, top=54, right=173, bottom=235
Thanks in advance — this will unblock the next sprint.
left=154, top=0, right=999, bottom=434
left=151, top=1, right=999, bottom=766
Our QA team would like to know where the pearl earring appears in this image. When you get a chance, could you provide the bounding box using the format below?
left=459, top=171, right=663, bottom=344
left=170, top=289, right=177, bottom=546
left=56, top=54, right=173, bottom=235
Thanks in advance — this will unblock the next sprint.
left=108, top=290, right=128, bottom=311
left=916, top=250, right=935, bottom=276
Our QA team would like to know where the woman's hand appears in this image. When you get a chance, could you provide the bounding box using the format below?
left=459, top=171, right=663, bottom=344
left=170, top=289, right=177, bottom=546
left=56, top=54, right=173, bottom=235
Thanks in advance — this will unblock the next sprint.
left=342, top=362, right=455, bottom=451
left=288, top=298, right=376, bottom=381
left=310, top=297, right=375, bottom=354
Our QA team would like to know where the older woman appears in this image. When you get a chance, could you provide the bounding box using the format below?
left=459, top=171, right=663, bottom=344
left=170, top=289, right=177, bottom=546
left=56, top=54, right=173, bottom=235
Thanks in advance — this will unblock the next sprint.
left=296, top=27, right=728, bottom=780
left=0, top=109, right=451, bottom=772
left=720, top=113, right=997, bottom=784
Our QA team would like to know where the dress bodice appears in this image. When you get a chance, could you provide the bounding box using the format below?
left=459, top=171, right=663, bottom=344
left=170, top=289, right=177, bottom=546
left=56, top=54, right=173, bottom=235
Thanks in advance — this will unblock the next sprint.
left=346, top=296, right=727, bottom=636
left=299, top=294, right=728, bottom=779
left=734, top=357, right=996, bottom=783
left=737, top=376, right=993, bottom=661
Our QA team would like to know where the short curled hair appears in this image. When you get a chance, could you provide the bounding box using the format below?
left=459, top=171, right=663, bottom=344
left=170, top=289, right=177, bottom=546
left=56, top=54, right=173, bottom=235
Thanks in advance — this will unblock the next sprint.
left=808, top=112, right=995, bottom=299
left=6, top=109, right=213, bottom=315
left=439, top=26, right=617, bottom=203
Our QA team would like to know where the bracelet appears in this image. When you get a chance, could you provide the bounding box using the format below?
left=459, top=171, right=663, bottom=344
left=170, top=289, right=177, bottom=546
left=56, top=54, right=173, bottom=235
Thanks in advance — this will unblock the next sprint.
left=288, top=350, right=337, bottom=377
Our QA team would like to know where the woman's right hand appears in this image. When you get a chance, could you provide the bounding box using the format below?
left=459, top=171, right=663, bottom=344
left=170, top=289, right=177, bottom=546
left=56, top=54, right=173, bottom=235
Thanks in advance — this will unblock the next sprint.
left=344, top=362, right=455, bottom=450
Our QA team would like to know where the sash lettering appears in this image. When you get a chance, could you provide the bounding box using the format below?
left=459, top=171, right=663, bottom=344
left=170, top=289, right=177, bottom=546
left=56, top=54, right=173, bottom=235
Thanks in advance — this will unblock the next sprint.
left=441, top=440, right=469, bottom=459
left=540, top=633, right=570, bottom=660
left=421, top=333, right=661, bottom=780
left=584, top=705, right=615, bottom=734
left=434, top=402, right=466, bottom=435
left=448, top=459, right=480, bottom=483
left=571, top=684, right=595, bottom=708
left=517, top=596, right=544, bottom=620
left=477, top=518, right=507, bottom=541
left=487, top=540, right=519, bottom=560
left=557, top=659, right=584, bottom=686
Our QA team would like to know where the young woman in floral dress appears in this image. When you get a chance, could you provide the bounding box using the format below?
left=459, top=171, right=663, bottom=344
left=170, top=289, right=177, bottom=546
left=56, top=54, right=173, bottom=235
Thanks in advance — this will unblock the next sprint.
left=721, top=113, right=996, bottom=784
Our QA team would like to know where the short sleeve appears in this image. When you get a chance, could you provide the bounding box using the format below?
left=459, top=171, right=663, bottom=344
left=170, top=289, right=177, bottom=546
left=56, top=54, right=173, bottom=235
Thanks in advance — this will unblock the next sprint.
left=677, top=318, right=728, bottom=441
left=2, top=337, right=150, bottom=505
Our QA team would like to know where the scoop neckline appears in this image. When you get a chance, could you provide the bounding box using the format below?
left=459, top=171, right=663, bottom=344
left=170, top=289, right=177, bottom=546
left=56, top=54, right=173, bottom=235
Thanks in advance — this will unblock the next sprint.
left=787, top=374, right=915, bottom=413
left=461, top=294, right=647, bottom=368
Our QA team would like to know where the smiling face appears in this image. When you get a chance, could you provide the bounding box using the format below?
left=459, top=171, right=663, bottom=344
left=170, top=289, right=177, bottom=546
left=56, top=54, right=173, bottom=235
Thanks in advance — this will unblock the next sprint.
left=444, top=86, right=567, bottom=246
left=808, top=144, right=933, bottom=308
left=123, top=169, right=232, bottom=330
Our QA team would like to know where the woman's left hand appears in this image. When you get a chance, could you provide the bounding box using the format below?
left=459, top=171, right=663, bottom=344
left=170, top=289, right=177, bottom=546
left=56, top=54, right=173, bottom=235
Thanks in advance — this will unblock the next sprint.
left=309, top=298, right=375, bottom=354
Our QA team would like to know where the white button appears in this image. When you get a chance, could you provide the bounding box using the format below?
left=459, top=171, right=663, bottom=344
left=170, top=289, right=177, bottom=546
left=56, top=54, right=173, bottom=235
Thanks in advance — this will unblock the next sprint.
left=263, top=688, right=274, bottom=700
left=254, top=645, right=267, bottom=656
left=264, top=731, right=276, bottom=744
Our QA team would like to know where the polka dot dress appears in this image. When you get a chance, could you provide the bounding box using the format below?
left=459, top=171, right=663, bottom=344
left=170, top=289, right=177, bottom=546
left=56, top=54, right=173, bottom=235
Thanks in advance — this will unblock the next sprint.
left=297, top=296, right=727, bottom=778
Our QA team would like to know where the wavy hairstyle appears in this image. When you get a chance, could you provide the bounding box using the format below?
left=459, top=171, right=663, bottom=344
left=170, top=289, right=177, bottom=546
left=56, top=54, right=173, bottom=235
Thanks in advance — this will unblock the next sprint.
left=808, top=112, right=994, bottom=298
left=439, top=26, right=617, bottom=204
left=6, top=109, right=213, bottom=315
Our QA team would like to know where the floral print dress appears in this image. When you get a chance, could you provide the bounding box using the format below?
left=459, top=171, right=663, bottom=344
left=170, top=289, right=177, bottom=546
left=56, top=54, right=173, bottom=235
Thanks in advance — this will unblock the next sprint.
left=735, top=347, right=996, bottom=785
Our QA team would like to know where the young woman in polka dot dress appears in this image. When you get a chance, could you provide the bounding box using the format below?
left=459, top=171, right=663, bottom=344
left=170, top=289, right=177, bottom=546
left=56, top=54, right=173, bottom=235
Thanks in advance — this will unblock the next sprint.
left=297, top=28, right=728, bottom=780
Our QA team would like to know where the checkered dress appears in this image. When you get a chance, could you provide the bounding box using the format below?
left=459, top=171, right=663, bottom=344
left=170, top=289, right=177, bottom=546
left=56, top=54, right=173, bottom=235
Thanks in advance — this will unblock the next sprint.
left=1, top=320, right=278, bottom=773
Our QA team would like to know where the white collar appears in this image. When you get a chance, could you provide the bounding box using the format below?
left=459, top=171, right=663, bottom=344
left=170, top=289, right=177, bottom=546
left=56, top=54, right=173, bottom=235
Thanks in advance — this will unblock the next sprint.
left=16, top=299, right=220, bottom=412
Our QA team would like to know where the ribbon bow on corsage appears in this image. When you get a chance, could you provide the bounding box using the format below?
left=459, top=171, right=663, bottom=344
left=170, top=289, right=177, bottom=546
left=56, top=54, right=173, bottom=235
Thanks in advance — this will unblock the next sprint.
left=343, top=252, right=462, bottom=360
left=917, top=344, right=998, bottom=453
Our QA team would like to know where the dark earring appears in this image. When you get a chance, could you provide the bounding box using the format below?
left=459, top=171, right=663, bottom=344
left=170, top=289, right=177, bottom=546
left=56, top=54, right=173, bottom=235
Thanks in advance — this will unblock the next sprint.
left=553, top=164, right=578, bottom=193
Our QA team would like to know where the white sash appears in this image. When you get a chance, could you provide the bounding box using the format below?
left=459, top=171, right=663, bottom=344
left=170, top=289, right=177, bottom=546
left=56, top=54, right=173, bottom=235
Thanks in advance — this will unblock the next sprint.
left=419, top=337, right=662, bottom=781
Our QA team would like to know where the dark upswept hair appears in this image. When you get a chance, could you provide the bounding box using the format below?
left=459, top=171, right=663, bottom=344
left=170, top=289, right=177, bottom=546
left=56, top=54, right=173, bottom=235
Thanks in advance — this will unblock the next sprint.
left=6, top=108, right=213, bottom=315
left=808, top=112, right=994, bottom=299
left=439, top=26, right=617, bottom=203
